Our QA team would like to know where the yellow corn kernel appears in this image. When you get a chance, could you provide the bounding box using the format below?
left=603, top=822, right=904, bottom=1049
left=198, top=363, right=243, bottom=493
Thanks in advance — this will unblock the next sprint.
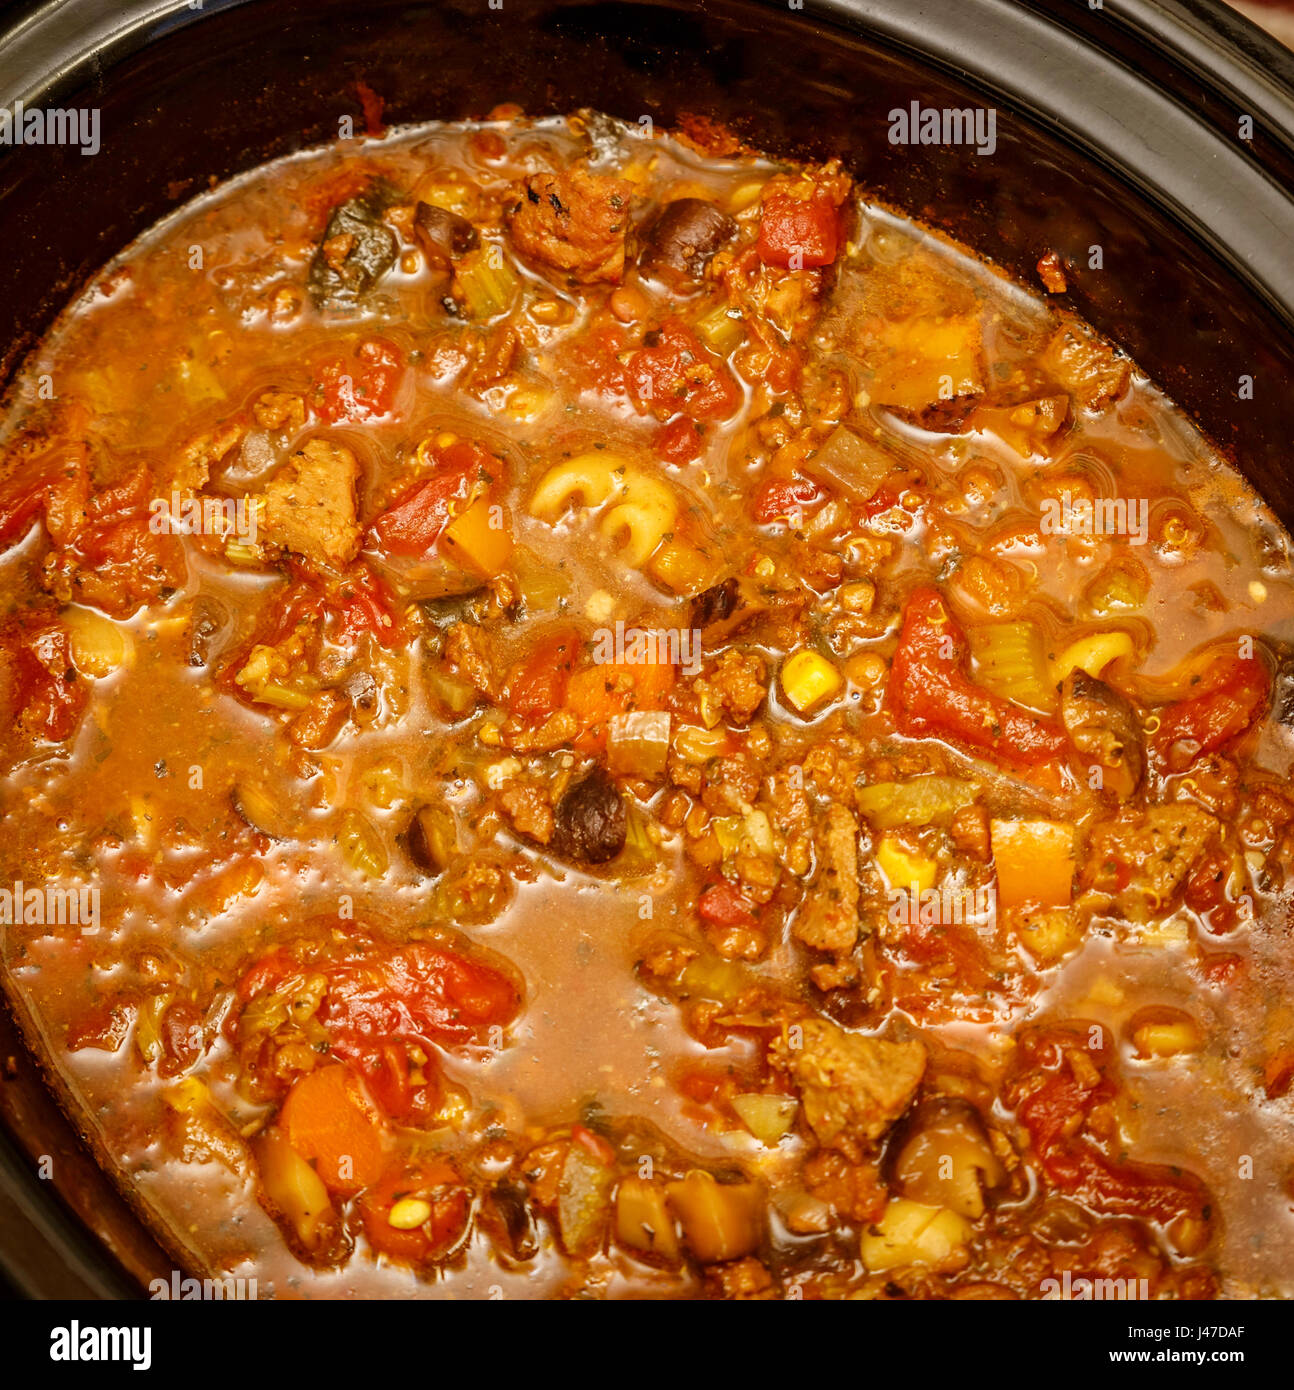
left=503, top=379, right=554, bottom=421
left=875, top=838, right=937, bottom=895
left=1049, top=629, right=1135, bottom=684
left=1131, top=1016, right=1201, bottom=1058
left=388, top=1197, right=433, bottom=1230
left=780, top=650, right=842, bottom=713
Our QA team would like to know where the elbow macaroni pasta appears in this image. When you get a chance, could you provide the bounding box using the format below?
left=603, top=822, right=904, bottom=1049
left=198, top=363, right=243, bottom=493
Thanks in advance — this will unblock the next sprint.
left=528, top=453, right=625, bottom=518
left=530, top=456, right=679, bottom=568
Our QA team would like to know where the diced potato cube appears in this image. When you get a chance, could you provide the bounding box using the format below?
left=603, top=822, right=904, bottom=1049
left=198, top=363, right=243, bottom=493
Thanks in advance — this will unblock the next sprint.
left=731, top=1094, right=798, bottom=1146
left=615, top=1177, right=681, bottom=1262
left=665, top=1170, right=763, bottom=1264
left=860, top=1198, right=972, bottom=1273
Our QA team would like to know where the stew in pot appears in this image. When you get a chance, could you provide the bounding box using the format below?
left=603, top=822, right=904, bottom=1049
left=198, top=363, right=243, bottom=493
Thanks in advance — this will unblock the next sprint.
left=1, top=109, right=1293, bottom=1299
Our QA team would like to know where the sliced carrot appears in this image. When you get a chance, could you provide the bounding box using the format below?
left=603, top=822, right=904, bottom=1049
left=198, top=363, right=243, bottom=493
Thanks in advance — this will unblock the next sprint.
left=566, top=657, right=675, bottom=732
left=279, top=1064, right=390, bottom=1195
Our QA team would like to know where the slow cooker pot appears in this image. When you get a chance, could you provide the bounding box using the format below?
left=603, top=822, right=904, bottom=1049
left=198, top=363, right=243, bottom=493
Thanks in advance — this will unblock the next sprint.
left=0, top=0, right=1291, bottom=1298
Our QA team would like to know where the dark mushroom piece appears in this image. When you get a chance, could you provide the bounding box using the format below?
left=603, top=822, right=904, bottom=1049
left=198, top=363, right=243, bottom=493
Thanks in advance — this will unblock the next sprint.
left=186, top=595, right=230, bottom=668
left=307, top=193, right=397, bottom=311
left=886, top=1098, right=1007, bottom=1219
left=687, top=575, right=764, bottom=648
left=402, top=802, right=459, bottom=877
left=413, top=200, right=480, bottom=273
left=551, top=767, right=627, bottom=865
left=640, top=198, right=736, bottom=288
left=689, top=577, right=739, bottom=631
left=1060, top=669, right=1145, bottom=798
left=483, top=1179, right=539, bottom=1262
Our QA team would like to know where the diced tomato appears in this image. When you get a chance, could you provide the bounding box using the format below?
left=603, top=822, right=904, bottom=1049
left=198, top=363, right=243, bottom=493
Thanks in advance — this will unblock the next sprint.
left=313, top=338, right=404, bottom=424
left=757, top=193, right=841, bottom=268
left=656, top=415, right=703, bottom=465
left=698, top=879, right=756, bottom=928
left=356, top=1042, right=441, bottom=1124
left=359, top=1159, right=471, bottom=1263
left=862, top=485, right=901, bottom=519
left=886, top=585, right=1070, bottom=768
left=370, top=473, right=471, bottom=556
left=565, top=322, right=631, bottom=399
left=507, top=624, right=583, bottom=719
left=1196, top=951, right=1244, bottom=990
left=236, top=949, right=295, bottom=1002
left=368, top=438, right=500, bottom=559
left=626, top=319, right=740, bottom=422
left=279, top=1064, right=391, bottom=1194
left=751, top=474, right=828, bottom=526
left=1013, top=1040, right=1210, bottom=1228
left=570, top=1124, right=616, bottom=1167
left=321, top=939, right=519, bottom=1054
left=0, top=609, right=88, bottom=743
left=246, top=561, right=400, bottom=657
left=328, top=563, right=400, bottom=646
left=1154, top=654, right=1270, bottom=764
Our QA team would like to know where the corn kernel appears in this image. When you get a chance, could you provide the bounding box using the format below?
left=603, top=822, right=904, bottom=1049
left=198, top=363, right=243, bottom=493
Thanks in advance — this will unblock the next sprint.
left=780, top=650, right=843, bottom=713
left=875, top=837, right=937, bottom=894
left=387, top=1197, right=432, bottom=1230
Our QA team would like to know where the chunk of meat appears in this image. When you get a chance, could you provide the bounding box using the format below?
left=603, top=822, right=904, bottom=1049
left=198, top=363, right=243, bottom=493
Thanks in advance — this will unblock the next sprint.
left=1085, top=803, right=1219, bottom=920
left=444, top=621, right=499, bottom=701
left=1040, top=323, right=1129, bottom=412
left=771, top=1018, right=926, bottom=1154
left=500, top=781, right=555, bottom=846
left=261, top=439, right=361, bottom=567
left=697, top=649, right=768, bottom=724
left=168, top=419, right=246, bottom=495
left=793, top=804, right=860, bottom=955
left=506, top=164, right=633, bottom=285
left=1060, top=671, right=1145, bottom=798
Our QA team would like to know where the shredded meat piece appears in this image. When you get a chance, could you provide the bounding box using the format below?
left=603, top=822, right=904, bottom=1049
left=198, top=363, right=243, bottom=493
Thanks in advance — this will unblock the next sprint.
left=444, top=622, right=499, bottom=701
left=1040, top=322, right=1130, bottom=411
left=261, top=438, right=360, bottom=566
left=253, top=390, right=306, bottom=433
left=169, top=419, right=246, bottom=495
left=500, top=782, right=555, bottom=845
left=504, top=710, right=578, bottom=754
left=1085, top=803, right=1219, bottom=921
left=794, top=804, right=860, bottom=955
left=697, top=649, right=768, bottom=725
left=703, top=1257, right=776, bottom=1300
left=771, top=1018, right=926, bottom=1155
left=507, top=164, right=633, bottom=285
left=802, top=1149, right=888, bottom=1224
